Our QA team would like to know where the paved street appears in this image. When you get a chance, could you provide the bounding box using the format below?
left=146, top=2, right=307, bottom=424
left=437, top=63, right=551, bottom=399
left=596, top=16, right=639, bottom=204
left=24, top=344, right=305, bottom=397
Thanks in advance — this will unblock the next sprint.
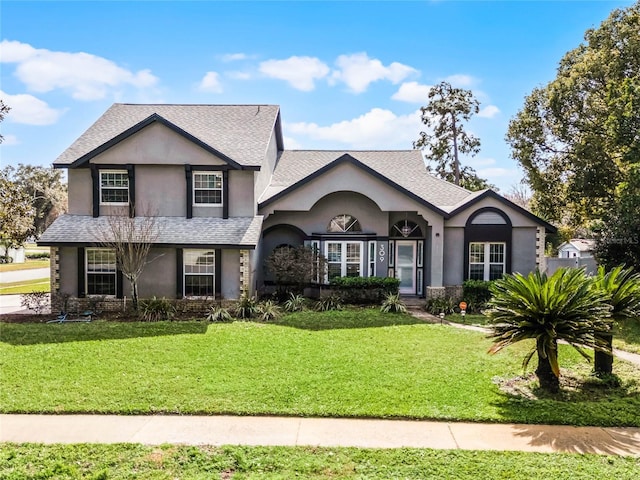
left=0, top=267, right=49, bottom=284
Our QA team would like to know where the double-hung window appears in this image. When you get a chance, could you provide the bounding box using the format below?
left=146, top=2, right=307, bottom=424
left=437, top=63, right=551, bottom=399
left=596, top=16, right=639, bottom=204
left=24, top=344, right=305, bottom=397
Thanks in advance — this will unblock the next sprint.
left=326, top=241, right=362, bottom=280
left=100, top=170, right=129, bottom=205
left=86, top=248, right=117, bottom=295
left=469, top=242, right=505, bottom=281
left=184, top=249, right=215, bottom=296
left=193, top=172, right=222, bottom=206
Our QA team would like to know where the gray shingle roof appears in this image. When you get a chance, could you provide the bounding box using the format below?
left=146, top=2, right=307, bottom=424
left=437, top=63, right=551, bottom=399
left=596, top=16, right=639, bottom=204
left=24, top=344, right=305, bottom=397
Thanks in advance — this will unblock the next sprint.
left=54, top=104, right=280, bottom=167
left=259, top=150, right=473, bottom=209
left=38, top=215, right=263, bottom=248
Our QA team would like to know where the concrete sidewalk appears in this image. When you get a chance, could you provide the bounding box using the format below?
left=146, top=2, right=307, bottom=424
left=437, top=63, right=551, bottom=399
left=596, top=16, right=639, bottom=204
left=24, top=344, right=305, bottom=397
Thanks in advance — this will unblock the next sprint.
left=1, top=414, right=639, bottom=456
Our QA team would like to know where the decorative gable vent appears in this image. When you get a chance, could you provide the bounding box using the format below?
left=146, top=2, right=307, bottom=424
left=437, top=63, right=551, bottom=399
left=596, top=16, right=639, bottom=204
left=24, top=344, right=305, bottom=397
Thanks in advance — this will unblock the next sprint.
left=470, top=211, right=508, bottom=225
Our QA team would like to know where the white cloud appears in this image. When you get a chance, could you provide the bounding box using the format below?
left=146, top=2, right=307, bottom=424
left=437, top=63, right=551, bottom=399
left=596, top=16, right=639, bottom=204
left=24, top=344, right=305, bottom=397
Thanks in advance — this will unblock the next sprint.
left=0, top=40, right=159, bottom=101
left=286, top=108, right=422, bottom=149
left=391, top=81, right=433, bottom=103
left=283, top=135, right=303, bottom=150
left=478, top=105, right=500, bottom=118
left=221, top=53, right=248, bottom=62
left=0, top=90, right=63, bottom=125
left=259, top=56, right=329, bottom=91
left=198, top=71, right=223, bottom=93
left=331, top=53, right=417, bottom=93
left=225, top=71, right=251, bottom=80
left=1, top=134, right=19, bottom=146
left=444, top=74, right=475, bottom=88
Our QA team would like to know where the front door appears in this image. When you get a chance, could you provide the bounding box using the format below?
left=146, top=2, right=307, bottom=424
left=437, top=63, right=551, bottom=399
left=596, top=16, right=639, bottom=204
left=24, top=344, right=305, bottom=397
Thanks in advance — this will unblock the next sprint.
left=395, top=240, right=415, bottom=294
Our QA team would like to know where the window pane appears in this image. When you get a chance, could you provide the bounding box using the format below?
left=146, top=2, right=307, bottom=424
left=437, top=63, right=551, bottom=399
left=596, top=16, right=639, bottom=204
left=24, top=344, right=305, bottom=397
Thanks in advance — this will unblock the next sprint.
left=327, top=214, right=361, bottom=233
left=346, top=264, right=360, bottom=277
left=194, top=190, right=222, bottom=204
left=469, top=264, right=484, bottom=280
left=88, top=273, right=116, bottom=295
left=185, top=275, right=214, bottom=296
left=87, top=249, right=116, bottom=273
left=328, top=263, right=342, bottom=280
left=489, top=264, right=504, bottom=280
left=346, top=243, right=360, bottom=262
left=101, top=172, right=128, bottom=187
left=101, top=188, right=129, bottom=204
left=469, top=243, right=484, bottom=263
left=184, top=251, right=215, bottom=274
left=327, top=243, right=342, bottom=262
left=490, top=243, right=504, bottom=263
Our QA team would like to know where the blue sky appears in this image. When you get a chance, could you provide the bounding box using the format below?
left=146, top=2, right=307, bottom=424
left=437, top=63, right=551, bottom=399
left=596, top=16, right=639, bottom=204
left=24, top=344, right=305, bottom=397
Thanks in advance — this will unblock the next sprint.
left=0, top=0, right=634, bottom=191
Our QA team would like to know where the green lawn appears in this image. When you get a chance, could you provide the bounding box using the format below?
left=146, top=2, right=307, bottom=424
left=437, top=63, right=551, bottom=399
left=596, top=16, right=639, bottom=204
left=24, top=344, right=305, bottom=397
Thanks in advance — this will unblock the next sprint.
left=1, top=443, right=638, bottom=479
left=0, top=278, right=49, bottom=295
left=1, top=310, right=638, bottom=426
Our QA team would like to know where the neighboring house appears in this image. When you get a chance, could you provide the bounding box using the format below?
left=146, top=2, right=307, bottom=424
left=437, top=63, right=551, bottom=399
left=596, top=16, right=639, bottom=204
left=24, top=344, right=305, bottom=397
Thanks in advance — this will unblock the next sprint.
left=39, top=104, right=556, bottom=307
left=557, top=239, right=595, bottom=258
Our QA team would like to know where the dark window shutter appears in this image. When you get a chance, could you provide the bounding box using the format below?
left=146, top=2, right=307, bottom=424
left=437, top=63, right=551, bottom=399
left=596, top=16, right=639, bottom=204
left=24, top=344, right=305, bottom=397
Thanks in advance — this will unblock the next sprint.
left=176, top=248, right=183, bottom=298
left=127, top=164, right=135, bottom=217
left=77, top=247, right=86, bottom=297
left=215, top=249, right=222, bottom=297
left=185, top=165, right=192, bottom=219
left=90, top=166, right=99, bottom=218
left=222, top=171, right=229, bottom=219
left=116, top=270, right=124, bottom=299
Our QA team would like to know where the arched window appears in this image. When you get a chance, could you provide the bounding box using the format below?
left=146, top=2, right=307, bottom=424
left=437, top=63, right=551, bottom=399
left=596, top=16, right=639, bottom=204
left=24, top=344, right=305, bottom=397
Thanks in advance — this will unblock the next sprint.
left=327, top=214, right=362, bottom=233
left=390, top=220, right=422, bottom=238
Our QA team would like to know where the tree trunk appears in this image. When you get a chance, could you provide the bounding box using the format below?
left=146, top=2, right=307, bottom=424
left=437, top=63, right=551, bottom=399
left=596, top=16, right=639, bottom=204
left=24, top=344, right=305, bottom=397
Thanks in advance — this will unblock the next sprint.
left=594, top=332, right=613, bottom=375
left=535, top=338, right=559, bottom=393
left=451, top=115, right=460, bottom=186
left=131, top=278, right=139, bottom=312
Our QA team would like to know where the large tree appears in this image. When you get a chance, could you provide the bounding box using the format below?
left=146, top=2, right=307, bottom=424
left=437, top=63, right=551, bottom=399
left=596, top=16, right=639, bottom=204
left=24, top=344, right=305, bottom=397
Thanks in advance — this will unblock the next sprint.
left=8, top=164, right=67, bottom=238
left=0, top=169, right=34, bottom=259
left=0, top=99, right=9, bottom=144
left=414, top=81, right=491, bottom=190
left=506, top=3, right=640, bottom=226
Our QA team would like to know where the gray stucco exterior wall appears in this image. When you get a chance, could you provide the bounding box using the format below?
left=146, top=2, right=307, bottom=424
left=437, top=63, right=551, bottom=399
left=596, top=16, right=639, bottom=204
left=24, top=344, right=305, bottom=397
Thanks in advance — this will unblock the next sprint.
left=67, top=169, right=93, bottom=215
left=58, top=247, right=79, bottom=296
left=511, top=227, right=538, bottom=275
left=221, top=249, right=241, bottom=299
left=135, top=248, right=176, bottom=298
left=443, top=227, right=465, bottom=285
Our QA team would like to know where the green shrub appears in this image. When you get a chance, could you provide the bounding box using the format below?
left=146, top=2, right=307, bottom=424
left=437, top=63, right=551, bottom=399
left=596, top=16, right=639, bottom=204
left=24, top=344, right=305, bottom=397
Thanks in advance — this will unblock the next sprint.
left=139, top=296, right=176, bottom=321
left=206, top=305, right=232, bottom=322
left=258, top=300, right=281, bottom=321
left=233, top=293, right=260, bottom=319
left=283, top=293, right=306, bottom=312
left=26, top=252, right=50, bottom=260
left=380, top=293, right=407, bottom=313
left=425, top=297, right=456, bottom=315
left=330, top=276, right=400, bottom=304
left=462, top=279, right=493, bottom=312
left=315, top=294, right=343, bottom=311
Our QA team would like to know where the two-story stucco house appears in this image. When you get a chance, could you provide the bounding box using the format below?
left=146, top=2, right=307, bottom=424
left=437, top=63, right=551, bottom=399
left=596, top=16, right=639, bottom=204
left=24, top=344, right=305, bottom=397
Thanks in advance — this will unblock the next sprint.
left=39, top=103, right=555, bottom=306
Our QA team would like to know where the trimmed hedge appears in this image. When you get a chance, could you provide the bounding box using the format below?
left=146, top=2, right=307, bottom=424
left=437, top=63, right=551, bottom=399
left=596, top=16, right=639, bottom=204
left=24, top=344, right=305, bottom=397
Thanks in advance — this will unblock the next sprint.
left=330, top=276, right=400, bottom=304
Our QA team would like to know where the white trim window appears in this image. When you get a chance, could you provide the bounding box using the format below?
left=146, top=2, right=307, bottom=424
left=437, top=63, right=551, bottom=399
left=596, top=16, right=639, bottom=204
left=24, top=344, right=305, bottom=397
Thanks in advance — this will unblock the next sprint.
left=326, top=241, right=363, bottom=280
left=193, top=172, right=223, bottom=206
left=184, top=249, right=215, bottom=297
left=86, top=248, right=117, bottom=296
left=100, top=170, right=129, bottom=205
left=469, top=242, right=505, bottom=281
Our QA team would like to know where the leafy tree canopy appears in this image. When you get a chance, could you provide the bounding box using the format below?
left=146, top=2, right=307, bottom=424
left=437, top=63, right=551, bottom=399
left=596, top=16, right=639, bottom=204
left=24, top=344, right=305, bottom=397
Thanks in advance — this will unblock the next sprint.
left=0, top=99, right=9, bottom=144
left=2, top=164, right=67, bottom=239
left=414, top=81, right=492, bottom=191
left=506, top=2, right=640, bottom=226
left=0, top=169, right=34, bottom=256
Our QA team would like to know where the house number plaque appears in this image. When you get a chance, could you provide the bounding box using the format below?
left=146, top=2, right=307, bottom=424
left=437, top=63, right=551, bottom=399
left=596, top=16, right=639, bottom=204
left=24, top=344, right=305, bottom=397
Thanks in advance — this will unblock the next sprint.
left=378, top=243, right=385, bottom=262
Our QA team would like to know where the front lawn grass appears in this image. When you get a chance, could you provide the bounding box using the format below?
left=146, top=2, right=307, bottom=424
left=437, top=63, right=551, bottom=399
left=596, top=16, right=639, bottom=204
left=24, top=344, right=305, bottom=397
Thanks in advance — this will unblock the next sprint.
left=0, top=278, right=49, bottom=295
left=1, top=443, right=639, bottom=479
left=614, top=318, right=640, bottom=354
left=1, top=310, right=639, bottom=426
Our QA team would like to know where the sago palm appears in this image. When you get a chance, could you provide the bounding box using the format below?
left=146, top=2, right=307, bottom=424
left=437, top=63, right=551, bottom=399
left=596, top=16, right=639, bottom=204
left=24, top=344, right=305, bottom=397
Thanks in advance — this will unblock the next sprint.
left=486, top=268, right=610, bottom=393
left=592, top=265, right=640, bottom=375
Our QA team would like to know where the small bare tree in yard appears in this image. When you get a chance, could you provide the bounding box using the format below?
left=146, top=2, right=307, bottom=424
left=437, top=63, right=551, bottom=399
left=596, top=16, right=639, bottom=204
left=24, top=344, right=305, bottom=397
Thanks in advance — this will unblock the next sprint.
left=95, top=206, right=161, bottom=311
